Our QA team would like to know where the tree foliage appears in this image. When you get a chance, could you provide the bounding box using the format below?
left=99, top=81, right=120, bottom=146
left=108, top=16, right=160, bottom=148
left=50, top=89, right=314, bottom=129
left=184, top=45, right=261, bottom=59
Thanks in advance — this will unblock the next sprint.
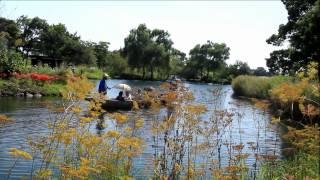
left=186, top=41, right=230, bottom=80
left=123, top=24, right=174, bottom=79
left=266, top=0, right=320, bottom=73
left=228, top=60, right=251, bottom=77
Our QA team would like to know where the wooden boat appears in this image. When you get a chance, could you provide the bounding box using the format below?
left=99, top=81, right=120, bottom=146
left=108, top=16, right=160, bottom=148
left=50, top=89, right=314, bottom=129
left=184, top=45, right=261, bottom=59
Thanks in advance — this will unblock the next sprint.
left=85, top=95, right=155, bottom=111
left=101, top=100, right=133, bottom=111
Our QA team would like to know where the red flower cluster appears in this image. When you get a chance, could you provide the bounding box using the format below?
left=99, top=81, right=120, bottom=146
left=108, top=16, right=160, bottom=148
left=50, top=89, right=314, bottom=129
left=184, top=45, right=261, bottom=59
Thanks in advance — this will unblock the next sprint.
left=14, top=73, right=59, bottom=81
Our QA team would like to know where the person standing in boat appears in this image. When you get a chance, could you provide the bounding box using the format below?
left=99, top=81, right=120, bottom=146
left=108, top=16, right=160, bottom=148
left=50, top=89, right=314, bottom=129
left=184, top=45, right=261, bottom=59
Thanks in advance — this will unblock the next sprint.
left=98, top=73, right=111, bottom=95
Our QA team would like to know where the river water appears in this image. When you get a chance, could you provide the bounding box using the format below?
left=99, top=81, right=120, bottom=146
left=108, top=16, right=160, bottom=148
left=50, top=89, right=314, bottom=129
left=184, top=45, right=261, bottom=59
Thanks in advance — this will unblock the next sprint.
left=0, top=79, right=284, bottom=179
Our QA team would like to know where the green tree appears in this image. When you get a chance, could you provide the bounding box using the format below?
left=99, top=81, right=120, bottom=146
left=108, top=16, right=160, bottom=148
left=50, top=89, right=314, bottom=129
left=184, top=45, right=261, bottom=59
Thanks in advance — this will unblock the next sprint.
left=123, top=24, right=174, bottom=80
left=92, top=41, right=110, bottom=68
left=0, top=17, right=20, bottom=49
left=228, top=60, right=252, bottom=78
left=62, top=39, right=97, bottom=65
left=105, top=51, right=128, bottom=76
left=123, top=24, right=151, bottom=78
left=169, top=48, right=186, bottom=76
left=253, top=67, right=269, bottom=76
left=16, top=16, right=49, bottom=58
left=266, top=0, right=320, bottom=73
left=188, top=41, right=230, bottom=80
left=40, top=23, right=96, bottom=66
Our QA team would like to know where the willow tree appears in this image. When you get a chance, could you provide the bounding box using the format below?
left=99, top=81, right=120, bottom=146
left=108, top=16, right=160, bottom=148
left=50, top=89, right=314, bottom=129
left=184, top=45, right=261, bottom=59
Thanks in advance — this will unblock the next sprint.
left=123, top=24, right=174, bottom=80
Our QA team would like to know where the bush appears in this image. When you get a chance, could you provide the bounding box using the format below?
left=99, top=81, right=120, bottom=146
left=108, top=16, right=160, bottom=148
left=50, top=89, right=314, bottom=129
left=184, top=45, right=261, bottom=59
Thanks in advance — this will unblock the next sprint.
left=75, top=66, right=103, bottom=79
left=20, top=64, right=69, bottom=77
left=0, top=49, right=24, bottom=74
left=231, top=75, right=292, bottom=99
left=41, top=82, right=65, bottom=96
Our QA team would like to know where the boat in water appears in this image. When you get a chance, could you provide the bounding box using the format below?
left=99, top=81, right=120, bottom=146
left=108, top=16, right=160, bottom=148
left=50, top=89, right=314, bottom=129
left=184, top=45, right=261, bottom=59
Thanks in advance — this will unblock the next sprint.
left=101, top=100, right=133, bottom=111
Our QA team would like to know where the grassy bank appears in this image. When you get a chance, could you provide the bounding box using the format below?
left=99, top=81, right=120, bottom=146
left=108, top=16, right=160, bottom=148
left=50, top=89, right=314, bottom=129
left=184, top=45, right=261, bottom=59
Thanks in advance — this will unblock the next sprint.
left=232, top=63, right=320, bottom=179
left=0, top=78, right=65, bottom=96
left=232, top=63, right=319, bottom=121
left=231, top=75, right=292, bottom=99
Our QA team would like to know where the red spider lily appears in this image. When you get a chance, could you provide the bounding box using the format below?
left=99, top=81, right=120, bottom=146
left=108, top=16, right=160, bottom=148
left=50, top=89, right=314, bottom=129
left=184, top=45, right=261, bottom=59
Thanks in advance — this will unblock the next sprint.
left=14, top=73, right=59, bottom=81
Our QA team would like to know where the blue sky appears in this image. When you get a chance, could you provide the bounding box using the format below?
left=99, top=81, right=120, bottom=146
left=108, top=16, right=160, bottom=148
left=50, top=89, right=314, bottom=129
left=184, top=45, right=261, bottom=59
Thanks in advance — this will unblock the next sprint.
left=1, top=1, right=288, bottom=68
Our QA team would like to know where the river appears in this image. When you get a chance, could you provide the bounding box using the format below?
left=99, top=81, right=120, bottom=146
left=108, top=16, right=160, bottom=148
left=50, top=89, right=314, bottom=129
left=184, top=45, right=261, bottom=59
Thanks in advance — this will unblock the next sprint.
left=0, top=79, right=284, bottom=179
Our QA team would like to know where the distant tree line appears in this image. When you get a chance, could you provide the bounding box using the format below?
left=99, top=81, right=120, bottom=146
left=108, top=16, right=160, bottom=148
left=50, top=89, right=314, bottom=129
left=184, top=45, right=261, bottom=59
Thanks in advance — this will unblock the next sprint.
left=1, top=15, right=269, bottom=82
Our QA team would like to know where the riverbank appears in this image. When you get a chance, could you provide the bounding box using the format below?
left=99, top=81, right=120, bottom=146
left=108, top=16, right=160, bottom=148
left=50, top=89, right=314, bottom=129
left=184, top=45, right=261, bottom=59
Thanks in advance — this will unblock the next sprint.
left=232, top=72, right=319, bottom=122
left=230, top=63, right=319, bottom=178
left=0, top=78, right=65, bottom=97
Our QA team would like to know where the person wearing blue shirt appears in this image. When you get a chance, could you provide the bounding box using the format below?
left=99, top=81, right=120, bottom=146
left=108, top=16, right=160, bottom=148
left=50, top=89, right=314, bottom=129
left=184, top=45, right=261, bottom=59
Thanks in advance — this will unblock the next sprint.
left=98, top=73, right=110, bottom=95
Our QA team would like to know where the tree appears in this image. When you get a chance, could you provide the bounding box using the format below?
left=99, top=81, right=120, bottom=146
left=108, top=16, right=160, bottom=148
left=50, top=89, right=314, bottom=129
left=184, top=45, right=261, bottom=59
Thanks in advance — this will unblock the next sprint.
left=123, top=24, right=151, bottom=78
left=253, top=67, right=269, bottom=76
left=266, top=0, right=320, bottom=73
left=123, top=24, right=174, bottom=80
left=40, top=23, right=70, bottom=66
left=169, top=48, right=186, bottom=76
left=105, top=51, right=128, bottom=76
left=39, top=23, right=96, bottom=66
left=228, top=60, right=251, bottom=77
left=92, top=41, right=110, bottom=68
left=188, top=41, right=230, bottom=80
left=0, top=17, right=20, bottom=48
left=16, top=16, right=49, bottom=58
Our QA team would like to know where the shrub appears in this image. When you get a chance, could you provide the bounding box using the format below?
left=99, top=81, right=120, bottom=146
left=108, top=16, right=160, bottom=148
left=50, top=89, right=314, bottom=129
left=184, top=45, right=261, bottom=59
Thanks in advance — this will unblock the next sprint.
left=41, top=82, right=65, bottom=96
left=232, top=76, right=271, bottom=99
left=232, top=75, right=293, bottom=99
left=0, top=49, right=24, bottom=74
left=75, top=66, right=103, bottom=79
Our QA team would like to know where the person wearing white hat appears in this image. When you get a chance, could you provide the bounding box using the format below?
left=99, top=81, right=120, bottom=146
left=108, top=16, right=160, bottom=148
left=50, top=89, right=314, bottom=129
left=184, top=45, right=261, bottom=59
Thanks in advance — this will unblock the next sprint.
left=98, top=73, right=111, bottom=95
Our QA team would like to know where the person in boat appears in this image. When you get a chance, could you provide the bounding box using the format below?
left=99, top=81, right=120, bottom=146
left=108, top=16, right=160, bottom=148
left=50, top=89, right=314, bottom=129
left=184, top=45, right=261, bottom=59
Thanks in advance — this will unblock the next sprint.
left=98, top=73, right=111, bottom=95
left=124, top=91, right=132, bottom=101
left=116, top=91, right=125, bottom=102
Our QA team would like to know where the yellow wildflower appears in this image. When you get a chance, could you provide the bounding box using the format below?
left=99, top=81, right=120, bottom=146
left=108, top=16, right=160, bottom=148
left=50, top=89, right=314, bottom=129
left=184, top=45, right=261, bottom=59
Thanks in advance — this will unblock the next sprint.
left=9, top=148, right=32, bottom=160
left=124, top=127, right=133, bottom=134
left=174, top=162, right=181, bottom=172
left=71, top=106, right=82, bottom=114
left=79, top=117, right=94, bottom=123
left=0, top=114, right=11, bottom=123
left=89, top=111, right=100, bottom=118
left=114, top=113, right=127, bottom=124
left=135, top=118, right=144, bottom=128
left=132, top=100, right=139, bottom=110
left=106, top=130, right=121, bottom=138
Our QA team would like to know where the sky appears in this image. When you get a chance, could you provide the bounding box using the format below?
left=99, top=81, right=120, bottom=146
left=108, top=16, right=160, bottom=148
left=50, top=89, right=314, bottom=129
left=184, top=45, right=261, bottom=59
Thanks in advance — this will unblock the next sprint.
left=1, top=1, right=288, bottom=69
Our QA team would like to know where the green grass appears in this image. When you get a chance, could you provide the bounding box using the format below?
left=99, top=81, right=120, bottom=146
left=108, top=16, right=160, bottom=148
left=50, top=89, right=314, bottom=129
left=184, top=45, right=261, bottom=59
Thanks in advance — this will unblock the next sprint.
left=75, top=66, right=104, bottom=80
left=0, top=78, right=66, bottom=96
left=258, top=152, right=320, bottom=179
left=41, top=82, right=65, bottom=96
left=0, top=79, right=5, bottom=88
left=232, top=75, right=292, bottom=99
